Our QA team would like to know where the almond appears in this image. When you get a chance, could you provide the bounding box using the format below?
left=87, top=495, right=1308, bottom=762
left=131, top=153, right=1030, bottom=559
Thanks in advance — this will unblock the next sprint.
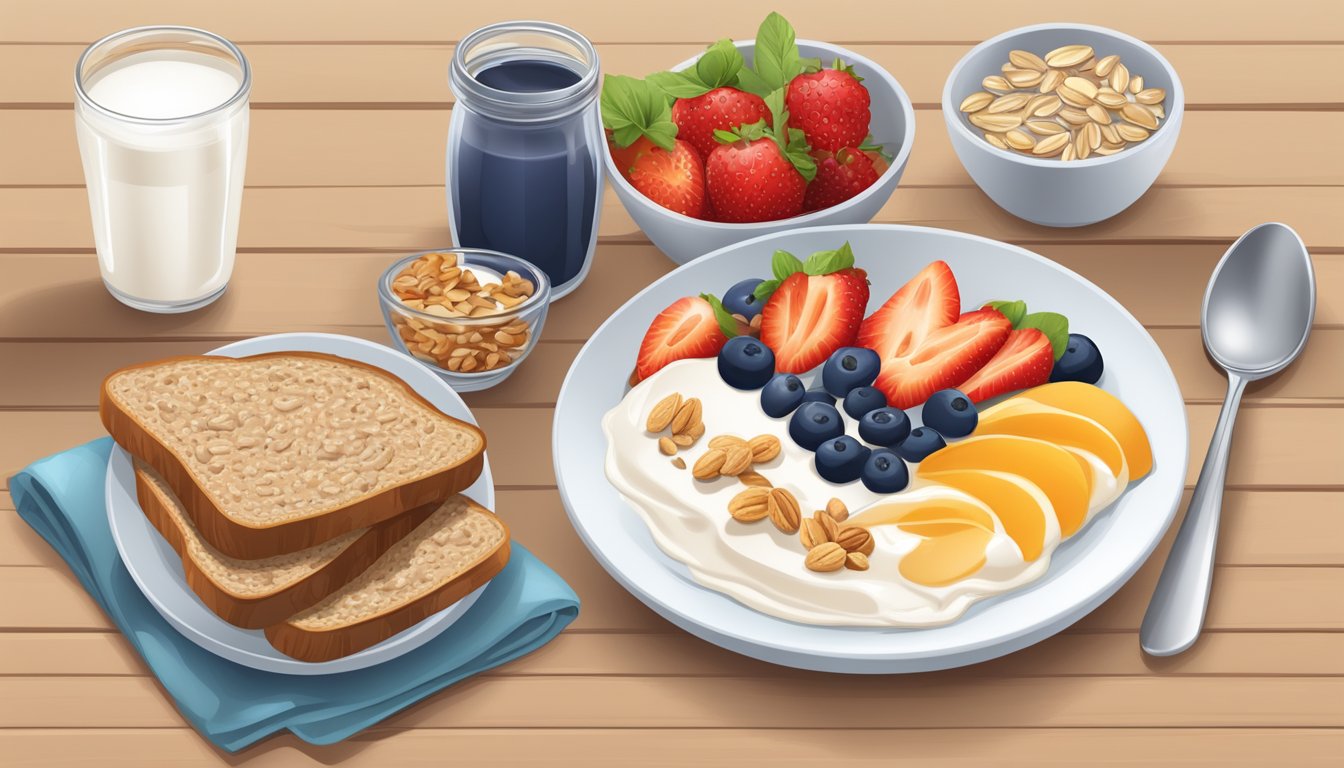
left=835, top=526, right=875, bottom=556
left=645, top=393, right=681, bottom=432
left=800, top=517, right=829, bottom=549
left=692, top=449, right=727, bottom=480
left=845, top=552, right=870, bottom=571
left=719, top=445, right=753, bottom=476
left=805, top=542, right=847, bottom=572
left=727, top=488, right=771, bottom=522
left=738, top=470, right=772, bottom=488
left=670, top=398, right=702, bottom=435
left=671, top=457, right=686, bottom=470
left=747, top=434, right=781, bottom=463
left=671, top=433, right=694, bottom=447
left=814, top=510, right=840, bottom=542
left=767, top=488, right=802, bottom=534
left=825, top=498, right=849, bottom=523
left=657, top=437, right=677, bottom=456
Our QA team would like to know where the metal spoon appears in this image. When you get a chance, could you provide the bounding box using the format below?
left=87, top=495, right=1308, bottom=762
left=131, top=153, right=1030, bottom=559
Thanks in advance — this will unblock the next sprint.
left=1140, top=223, right=1316, bottom=656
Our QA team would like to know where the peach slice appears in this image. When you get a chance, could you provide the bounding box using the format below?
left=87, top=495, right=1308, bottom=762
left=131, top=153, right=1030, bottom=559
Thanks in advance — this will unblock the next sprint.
left=976, top=400, right=1127, bottom=478
left=854, top=498, right=995, bottom=587
left=1015, top=381, right=1153, bottom=479
left=917, top=435, right=1092, bottom=537
left=920, top=469, right=1052, bottom=561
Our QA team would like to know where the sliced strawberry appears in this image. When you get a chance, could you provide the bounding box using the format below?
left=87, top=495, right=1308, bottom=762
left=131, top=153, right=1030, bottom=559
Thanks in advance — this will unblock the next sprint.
left=958, top=328, right=1054, bottom=403
left=858, top=260, right=961, bottom=359
left=760, top=268, right=869, bottom=373
left=870, top=308, right=1011, bottom=409
left=635, top=296, right=729, bottom=382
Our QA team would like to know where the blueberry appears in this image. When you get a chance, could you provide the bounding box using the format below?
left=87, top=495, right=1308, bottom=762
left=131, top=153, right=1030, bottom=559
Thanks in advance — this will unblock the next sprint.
left=858, top=407, right=911, bottom=447
left=815, top=436, right=871, bottom=484
left=821, top=346, right=881, bottom=397
left=922, top=388, right=977, bottom=438
left=896, top=427, right=946, bottom=463
left=717, top=336, right=775, bottom=390
left=1050, top=333, right=1104, bottom=385
left=801, top=388, right=836, bottom=406
left=861, top=449, right=910, bottom=493
left=722, top=278, right=766, bottom=320
left=760, top=373, right=806, bottom=418
left=788, top=401, right=845, bottom=451
left=843, top=386, right=887, bottom=420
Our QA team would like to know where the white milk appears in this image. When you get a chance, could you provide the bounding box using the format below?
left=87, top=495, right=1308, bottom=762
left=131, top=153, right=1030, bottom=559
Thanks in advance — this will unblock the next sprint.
left=76, top=47, right=249, bottom=311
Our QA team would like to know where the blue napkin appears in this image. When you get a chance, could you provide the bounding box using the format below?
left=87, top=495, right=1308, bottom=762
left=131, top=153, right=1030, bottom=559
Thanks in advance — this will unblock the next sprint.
left=10, top=437, right=579, bottom=751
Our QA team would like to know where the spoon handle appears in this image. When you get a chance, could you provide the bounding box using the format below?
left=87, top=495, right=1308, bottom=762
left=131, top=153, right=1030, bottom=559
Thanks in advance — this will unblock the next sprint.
left=1141, top=372, right=1248, bottom=656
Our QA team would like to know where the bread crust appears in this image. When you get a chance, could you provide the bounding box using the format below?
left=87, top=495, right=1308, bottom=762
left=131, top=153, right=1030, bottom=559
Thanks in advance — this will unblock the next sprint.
left=264, top=501, right=511, bottom=662
left=100, top=351, right=486, bottom=559
left=135, top=464, right=437, bottom=629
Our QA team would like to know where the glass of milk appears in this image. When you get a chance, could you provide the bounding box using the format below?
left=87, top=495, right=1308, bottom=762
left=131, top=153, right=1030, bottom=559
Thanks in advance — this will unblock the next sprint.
left=75, top=26, right=250, bottom=313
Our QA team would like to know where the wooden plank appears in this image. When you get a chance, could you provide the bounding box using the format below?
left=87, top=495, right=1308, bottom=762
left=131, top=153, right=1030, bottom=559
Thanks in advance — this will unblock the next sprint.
left=1, top=629, right=1341, bottom=678
left=6, top=488, right=1342, bottom=569
left=2, top=405, right=1340, bottom=491
left=6, top=186, right=1343, bottom=253
left=0, top=329, right=1339, bottom=411
left=3, top=728, right=1342, bottom=767
left=0, top=248, right=1338, bottom=341
left=2, top=560, right=1338, bottom=634
left=2, top=0, right=1337, bottom=43
left=0, top=674, right=1339, bottom=729
left=6, top=109, right=1343, bottom=188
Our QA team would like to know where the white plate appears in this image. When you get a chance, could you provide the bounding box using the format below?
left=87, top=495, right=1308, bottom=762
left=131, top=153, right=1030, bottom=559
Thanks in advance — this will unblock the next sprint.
left=554, top=225, right=1188, bottom=673
left=107, top=333, right=493, bottom=675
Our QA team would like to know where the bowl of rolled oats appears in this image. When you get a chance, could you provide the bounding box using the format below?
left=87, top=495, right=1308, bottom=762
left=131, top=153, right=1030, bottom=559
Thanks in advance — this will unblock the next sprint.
left=942, top=23, right=1183, bottom=227
left=378, top=248, right=550, bottom=391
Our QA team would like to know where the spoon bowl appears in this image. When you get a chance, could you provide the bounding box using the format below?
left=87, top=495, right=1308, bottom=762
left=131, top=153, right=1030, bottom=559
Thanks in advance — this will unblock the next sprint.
left=1203, top=223, right=1316, bottom=377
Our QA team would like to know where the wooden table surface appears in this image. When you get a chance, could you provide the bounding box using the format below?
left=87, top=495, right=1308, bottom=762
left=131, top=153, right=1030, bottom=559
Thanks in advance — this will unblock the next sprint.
left=1, top=1, right=1341, bottom=765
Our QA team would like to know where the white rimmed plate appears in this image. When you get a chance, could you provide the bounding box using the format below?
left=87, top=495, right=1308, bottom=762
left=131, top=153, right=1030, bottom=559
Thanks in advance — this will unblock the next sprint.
left=106, top=333, right=493, bottom=675
left=554, top=225, right=1187, bottom=673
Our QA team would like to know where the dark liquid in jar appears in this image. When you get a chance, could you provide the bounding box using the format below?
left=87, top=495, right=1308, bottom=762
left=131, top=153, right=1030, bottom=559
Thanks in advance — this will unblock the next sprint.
left=452, top=60, right=597, bottom=291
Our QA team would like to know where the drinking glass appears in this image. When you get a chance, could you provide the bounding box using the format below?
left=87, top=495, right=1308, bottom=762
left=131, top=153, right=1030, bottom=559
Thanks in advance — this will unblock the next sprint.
left=75, top=26, right=250, bottom=313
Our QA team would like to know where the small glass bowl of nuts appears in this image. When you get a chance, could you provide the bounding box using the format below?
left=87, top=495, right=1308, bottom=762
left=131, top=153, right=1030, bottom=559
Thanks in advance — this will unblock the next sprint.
left=942, top=23, right=1184, bottom=227
left=377, top=248, right=550, bottom=392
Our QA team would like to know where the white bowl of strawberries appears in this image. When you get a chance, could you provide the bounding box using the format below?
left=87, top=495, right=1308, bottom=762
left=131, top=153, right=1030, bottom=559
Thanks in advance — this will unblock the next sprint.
left=601, top=12, right=915, bottom=265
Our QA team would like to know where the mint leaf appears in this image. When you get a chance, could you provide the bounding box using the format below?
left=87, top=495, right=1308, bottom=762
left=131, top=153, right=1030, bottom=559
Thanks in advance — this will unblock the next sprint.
left=771, top=249, right=804, bottom=281
left=647, top=70, right=712, bottom=99
left=748, top=12, right=803, bottom=96
left=601, top=75, right=677, bottom=150
left=783, top=127, right=816, bottom=182
left=694, top=39, right=744, bottom=89
left=753, top=278, right=781, bottom=303
left=803, top=242, right=856, bottom=275
left=984, top=299, right=1027, bottom=327
left=1020, top=311, right=1069, bottom=360
left=735, top=67, right=772, bottom=98
left=701, top=293, right=739, bottom=338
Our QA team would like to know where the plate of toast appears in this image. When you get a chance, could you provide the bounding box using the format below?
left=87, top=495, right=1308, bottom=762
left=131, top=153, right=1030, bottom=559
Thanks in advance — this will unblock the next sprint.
left=102, top=333, right=511, bottom=674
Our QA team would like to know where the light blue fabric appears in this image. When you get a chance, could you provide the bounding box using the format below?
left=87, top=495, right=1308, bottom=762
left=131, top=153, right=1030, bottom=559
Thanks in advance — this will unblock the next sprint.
left=10, top=437, right=579, bottom=751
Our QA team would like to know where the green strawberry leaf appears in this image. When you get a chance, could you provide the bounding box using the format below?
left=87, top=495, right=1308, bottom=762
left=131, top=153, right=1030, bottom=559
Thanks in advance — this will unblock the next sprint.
left=782, top=127, right=817, bottom=182
left=601, top=75, right=677, bottom=150
left=802, top=242, right=856, bottom=275
left=771, top=249, right=805, bottom=281
left=752, top=278, right=781, bottom=303
left=647, top=70, right=712, bottom=99
left=713, top=128, right=741, bottom=144
left=858, top=135, right=891, bottom=162
left=701, top=294, right=740, bottom=338
left=833, top=57, right=863, bottom=82
left=799, top=57, right=823, bottom=74
left=694, top=39, right=744, bottom=89
left=1019, top=311, right=1070, bottom=360
left=984, top=299, right=1028, bottom=327
left=745, top=12, right=804, bottom=97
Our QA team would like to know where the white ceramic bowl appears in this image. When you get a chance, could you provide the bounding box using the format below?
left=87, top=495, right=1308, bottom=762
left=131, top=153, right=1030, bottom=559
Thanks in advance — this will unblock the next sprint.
left=943, top=23, right=1184, bottom=227
left=604, top=39, right=915, bottom=265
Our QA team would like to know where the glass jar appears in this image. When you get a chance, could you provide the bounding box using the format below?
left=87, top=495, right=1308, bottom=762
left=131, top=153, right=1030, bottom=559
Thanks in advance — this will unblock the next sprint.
left=447, top=21, right=603, bottom=300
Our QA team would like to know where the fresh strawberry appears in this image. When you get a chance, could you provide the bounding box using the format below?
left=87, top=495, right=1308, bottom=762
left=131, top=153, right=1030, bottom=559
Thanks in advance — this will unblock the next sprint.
left=757, top=244, right=869, bottom=373
left=869, top=308, right=1012, bottom=409
left=858, top=260, right=961, bottom=359
left=957, top=328, right=1054, bottom=403
left=634, top=296, right=732, bottom=382
left=803, top=146, right=880, bottom=211
left=607, top=134, right=655, bottom=181
left=704, top=89, right=816, bottom=222
left=671, top=87, right=769, bottom=159
left=785, top=61, right=871, bottom=153
left=628, top=139, right=708, bottom=218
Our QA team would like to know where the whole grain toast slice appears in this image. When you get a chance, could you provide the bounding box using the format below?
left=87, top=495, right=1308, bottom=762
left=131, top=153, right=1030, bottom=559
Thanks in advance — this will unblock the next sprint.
left=265, top=495, right=510, bottom=662
left=134, top=460, right=435, bottom=629
left=101, top=352, right=486, bottom=559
